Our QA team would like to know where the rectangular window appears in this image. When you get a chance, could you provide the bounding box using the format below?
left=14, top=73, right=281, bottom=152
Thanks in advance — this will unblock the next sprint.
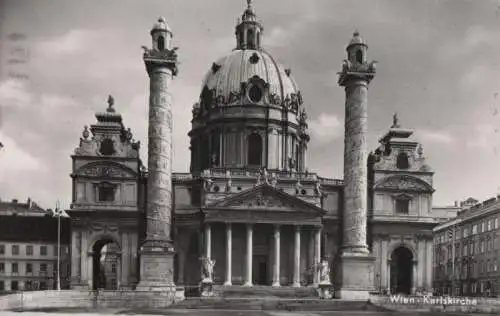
left=26, top=263, right=32, bottom=274
left=481, top=240, right=485, bottom=253
left=0, top=245, right=4, bottom=255
left=473, top=225, right=477, bottom=235
left=0, top=262, right=4, bottom=273
left=11, top=245, right=19, bottom=255
left=26, top=245, right=33, bottom=256
left=39, top=281, right=47, bottom=290
left=463, top=244, right=468, bottom=256
left=0, top=281, right=4, bottom=291
left=40, top=245, right=47, bottom=256
left=12, top=263, right=18, bottom=273
left=495, top=218, right=499, bottom=230
left=98, top=183, right=115, bottom=202
left=54, top=245, right=58, bottom=257
left=395, top=199, right=409, bottom=214
left=488, top=220, right=492, bottom=231
left=11, top=281, right=18, bottom=291
left=40, top=263, right=47, bottom=272
left=482, top=222, right=486, bottom=233
left=111, top=263, right=117, bottom=273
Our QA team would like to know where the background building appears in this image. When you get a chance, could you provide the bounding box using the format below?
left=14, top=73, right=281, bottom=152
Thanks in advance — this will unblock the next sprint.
left=0, top=198, right=70, bottom=292
left=434, top=197, right=500, bottom=297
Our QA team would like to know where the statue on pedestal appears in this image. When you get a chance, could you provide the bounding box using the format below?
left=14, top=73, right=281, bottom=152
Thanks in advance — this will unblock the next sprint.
left=319, top=260, right=331, bottom=285
left=201, top=257, right=216, bottom=282
left=200, top=257, right=216, bottom=297
left=317, top=260, right=333, bottom=299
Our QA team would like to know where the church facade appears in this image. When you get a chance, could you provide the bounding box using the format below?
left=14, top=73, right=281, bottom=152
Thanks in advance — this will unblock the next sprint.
left=67, top=2, right=453, bottom=296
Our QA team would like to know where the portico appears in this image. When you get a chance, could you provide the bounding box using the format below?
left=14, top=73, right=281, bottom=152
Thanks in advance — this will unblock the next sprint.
left=200, top=184, right=325, bottom=287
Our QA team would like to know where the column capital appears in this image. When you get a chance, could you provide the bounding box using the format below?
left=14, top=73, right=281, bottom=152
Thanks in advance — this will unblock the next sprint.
left=294, top=225, right=302, bottom=231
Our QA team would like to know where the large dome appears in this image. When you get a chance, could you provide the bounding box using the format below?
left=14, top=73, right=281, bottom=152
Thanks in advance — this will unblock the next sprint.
left=200, top=49, right=299, bottom=106
left=189, top=1, right=310, bottom=174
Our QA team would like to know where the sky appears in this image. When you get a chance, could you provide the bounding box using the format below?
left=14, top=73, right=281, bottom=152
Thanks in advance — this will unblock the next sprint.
left=0, top=0, right=500, bottom=209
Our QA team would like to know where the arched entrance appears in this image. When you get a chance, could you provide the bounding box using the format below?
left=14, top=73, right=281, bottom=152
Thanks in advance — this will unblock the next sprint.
left=91, top=239, right=121, bottom=290
left=390, top=246, right=413, bottom=294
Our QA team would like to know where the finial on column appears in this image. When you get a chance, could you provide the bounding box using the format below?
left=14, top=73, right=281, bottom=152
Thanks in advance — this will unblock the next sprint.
left=107, top=95, right=115, bottom=113
left=247, top=0, right=253, bottom=9
left=391, top=112, right=400, bottom=128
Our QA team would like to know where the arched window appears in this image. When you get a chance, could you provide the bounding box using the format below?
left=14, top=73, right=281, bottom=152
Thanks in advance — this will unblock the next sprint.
left=99, top=138, right=115, bottom=156
left=158, top=35, right=165, bottom=51
left=247, top=133, right=262, bottom=166
left=247, top=29, right=255, bottom=49
left=356, top=50, right=363, bottom=63
left=256, top=32, right=261, bottom=47
left=396, top=152, right=410, bottom=169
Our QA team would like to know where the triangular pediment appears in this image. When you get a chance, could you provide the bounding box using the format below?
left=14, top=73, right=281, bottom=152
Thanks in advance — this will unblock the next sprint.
left=208, top=184, right=324, bottom=214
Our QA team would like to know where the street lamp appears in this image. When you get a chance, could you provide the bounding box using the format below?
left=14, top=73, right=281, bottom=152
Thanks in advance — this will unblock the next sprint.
left=53, top=201, right=70, bottom=291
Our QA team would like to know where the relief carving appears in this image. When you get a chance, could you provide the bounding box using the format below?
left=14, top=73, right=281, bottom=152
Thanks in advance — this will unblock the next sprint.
left=77, top=165, right=132, bottom=178
left=374, top=176, right=432, bottom=192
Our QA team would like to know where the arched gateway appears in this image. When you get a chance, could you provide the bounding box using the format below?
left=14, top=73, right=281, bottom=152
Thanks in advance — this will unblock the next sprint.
left=390, top=246, right=414, bottom=294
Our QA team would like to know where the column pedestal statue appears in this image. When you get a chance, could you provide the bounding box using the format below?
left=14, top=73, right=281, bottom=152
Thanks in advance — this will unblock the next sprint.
left=337, top=31, right=377, bottom=300
left=136, top=17, right=179, bottom=299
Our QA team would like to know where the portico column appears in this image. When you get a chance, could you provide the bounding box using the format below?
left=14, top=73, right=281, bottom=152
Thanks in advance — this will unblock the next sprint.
left=272, top=225, right=281, bottom=287
left=412, top=260, right=417, bottom=294
left=387, top=260, right=391, bottom=293
left=224, top=223, right=232, bottom=286
left=244, top=223, right=253, bottom=287
left=314, top=227, right=322, bottom=285
left=205, top=223, right=212, bottom=259
left=293, top=225, right=301, bottom=287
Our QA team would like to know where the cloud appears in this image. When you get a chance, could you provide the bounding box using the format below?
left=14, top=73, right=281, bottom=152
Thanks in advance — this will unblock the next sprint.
left=466, top=124, right=500, bottom=150
left=308, top=113, right=343, bottom=142
left=0, top=79, right=32, bottom=109
left=36, top=30, right=104, bottom=55
left=416, top=129, right=454, bottom=144
left=0, top=131, right=45, bottom=174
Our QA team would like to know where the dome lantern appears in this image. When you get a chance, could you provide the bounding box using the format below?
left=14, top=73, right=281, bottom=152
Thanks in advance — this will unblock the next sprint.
left=235, top=0, right=264, bottom=50
left=150, top=16, right=172, bottom=51
left=346, top=30, right=368, bottom=64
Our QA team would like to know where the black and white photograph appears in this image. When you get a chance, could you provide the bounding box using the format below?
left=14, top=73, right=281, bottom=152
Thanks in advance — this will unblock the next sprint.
left=0, top=0, right=500, bottom=315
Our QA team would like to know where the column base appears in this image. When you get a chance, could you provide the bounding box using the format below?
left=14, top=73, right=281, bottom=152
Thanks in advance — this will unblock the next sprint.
left=136, top=239, right=176, bottom=292
left=243, top=282, right=253, bottom=287
left=272, top=281, right=280, bottom=287
left=337, top=251, right=375, bottom=300
left=223, top=281, right=232, bottom=286
left=292, top=282, right=301, bottom=288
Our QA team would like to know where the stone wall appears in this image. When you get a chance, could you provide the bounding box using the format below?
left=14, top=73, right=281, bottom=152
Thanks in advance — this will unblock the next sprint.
left=0, top=289, right=185, bottom=311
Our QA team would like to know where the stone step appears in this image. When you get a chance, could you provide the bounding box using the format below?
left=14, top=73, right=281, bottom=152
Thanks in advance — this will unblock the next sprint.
left=173, top=297, right=391, bottom=312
